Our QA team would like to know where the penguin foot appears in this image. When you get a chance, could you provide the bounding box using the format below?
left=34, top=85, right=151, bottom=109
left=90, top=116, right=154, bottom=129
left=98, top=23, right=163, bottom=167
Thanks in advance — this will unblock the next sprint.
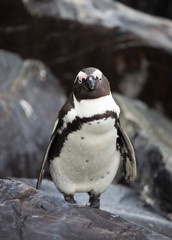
left=86, top=193, right=101, bottom=208
left=64, top=194, right=77, bottom=204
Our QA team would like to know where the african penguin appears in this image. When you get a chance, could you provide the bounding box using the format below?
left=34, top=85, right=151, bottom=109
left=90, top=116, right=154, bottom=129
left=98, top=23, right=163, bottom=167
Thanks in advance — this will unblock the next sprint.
left=36, top=67, right=137, bottom=208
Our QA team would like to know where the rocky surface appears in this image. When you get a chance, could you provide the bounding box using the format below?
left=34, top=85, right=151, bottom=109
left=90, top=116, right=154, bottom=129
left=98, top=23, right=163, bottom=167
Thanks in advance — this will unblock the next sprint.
left=0, top=0, right=172, bottom=118
left=20, top=178, right=172, bottom=239
left=116, top=0, right=172, bottom=19
left=0, top=179, right=172, bottom=240
left=114, top=93, right=172, bottom=215
left=0, top=50, right=65, bottom=179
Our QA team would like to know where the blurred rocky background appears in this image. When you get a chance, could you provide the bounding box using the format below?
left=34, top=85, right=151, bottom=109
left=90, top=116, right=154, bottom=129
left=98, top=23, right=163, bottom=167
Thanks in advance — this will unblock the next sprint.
left=116, top=0, right=172, bottom=19
left=0, top=0, right=172, bottom=239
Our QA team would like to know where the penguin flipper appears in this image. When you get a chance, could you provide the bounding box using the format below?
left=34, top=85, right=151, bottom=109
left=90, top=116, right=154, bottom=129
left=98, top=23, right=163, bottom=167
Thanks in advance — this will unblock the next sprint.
left=36, top=119, right=59, bottom=189
left=36, top=148, right=49, bottom=189
left=116, top=119, right=137, bottom=183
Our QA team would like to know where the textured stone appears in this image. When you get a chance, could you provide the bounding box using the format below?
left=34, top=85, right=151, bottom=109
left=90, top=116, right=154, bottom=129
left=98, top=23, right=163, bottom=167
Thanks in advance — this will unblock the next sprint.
left=0, top=50, right=65, bottom=178
left=0, top=0, right=172, bottom=118
left=0, top=179, right=171, bottom=240
left=115, top=0, right=172, bottom=19
left=19, top=178, right=172, bottom=239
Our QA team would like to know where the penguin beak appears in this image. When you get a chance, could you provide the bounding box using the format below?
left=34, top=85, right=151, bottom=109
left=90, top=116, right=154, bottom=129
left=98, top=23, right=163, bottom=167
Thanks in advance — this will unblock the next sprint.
left=85, top=76, right=98, bottom=91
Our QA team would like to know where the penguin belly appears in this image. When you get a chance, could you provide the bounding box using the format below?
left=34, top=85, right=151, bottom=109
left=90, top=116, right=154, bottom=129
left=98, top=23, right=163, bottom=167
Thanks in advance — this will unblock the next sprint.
left=49, top=117, right=120, bottom=195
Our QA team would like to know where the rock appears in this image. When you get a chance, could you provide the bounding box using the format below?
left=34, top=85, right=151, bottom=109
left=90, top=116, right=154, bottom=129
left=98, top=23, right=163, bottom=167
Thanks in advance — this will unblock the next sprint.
left=0, top=50, right=65, bottom=178
left=18, top=178, right=172, bottom=239
left=114, top=93, right=172, bottom=215
left=115, top=0, right=172, bottom=19
left=0, top=0, right=172, bottom=118
left=0, top=179, right=171, bottom=240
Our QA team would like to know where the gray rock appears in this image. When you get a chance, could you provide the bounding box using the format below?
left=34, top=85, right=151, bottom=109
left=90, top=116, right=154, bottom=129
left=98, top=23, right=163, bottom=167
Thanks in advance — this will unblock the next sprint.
left=114, top=93, right=172, bottom=215
left=0, top=0, right=172, bottom=118
left=19, top=178, right=172, bottom=239
left=0, top=179, right=171, bottom=240
left=115, top=0, right=172, bottom=20
left=0, top=50, right=65, bottom=178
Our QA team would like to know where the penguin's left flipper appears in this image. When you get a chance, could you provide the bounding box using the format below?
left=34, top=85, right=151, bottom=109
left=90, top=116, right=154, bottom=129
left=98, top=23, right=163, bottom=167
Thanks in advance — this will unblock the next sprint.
left=36, top=119, right=59, bottom=189
left=116, top=119, right=137, bottom=183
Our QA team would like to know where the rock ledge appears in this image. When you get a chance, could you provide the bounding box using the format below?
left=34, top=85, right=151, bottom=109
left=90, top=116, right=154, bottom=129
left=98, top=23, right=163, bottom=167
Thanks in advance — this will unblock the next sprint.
left=0, top=179, right=171, bottom=240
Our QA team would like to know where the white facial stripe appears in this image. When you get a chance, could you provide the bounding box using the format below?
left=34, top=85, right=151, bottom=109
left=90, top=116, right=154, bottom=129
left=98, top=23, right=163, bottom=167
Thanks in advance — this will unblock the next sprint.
left=75, top=69, right=103, bottom=82
left=76, top=71, right=88, bottom=82
left=92, top=69, right=102, bottom=79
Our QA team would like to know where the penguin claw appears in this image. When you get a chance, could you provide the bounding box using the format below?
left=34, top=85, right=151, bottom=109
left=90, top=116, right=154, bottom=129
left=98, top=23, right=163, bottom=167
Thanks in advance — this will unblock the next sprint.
left=64, top=194, right=77, bottom=204
left=86, top=201, right=100, bottom=208
left=86, top=202, right=91, bottom=207
left=86, top=193, right=101, bottom=208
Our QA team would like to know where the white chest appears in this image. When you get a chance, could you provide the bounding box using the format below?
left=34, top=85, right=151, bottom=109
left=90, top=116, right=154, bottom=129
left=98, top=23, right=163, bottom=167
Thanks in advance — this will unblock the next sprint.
left=50, top=116, right=120, bottom=195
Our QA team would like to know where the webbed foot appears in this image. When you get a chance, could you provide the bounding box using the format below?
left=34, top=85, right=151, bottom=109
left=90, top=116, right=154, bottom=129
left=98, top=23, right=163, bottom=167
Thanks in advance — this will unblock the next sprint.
left=86, top=193, right=101, bottom=208
left=64, top=194, right=77, bottom=204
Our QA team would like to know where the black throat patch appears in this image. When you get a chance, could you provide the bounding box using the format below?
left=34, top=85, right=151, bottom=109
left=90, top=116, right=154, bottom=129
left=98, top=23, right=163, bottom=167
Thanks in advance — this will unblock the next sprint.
left=48, top=110, right=117, bottom=161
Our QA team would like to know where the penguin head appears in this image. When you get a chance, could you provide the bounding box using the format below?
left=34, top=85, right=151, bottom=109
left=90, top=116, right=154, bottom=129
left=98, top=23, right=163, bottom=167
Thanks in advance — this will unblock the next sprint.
left=73, top=67, right=111, bottom=101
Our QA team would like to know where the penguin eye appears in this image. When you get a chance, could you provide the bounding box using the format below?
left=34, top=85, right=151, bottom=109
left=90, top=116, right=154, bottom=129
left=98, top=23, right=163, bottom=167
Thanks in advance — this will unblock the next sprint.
left=76, top=76, right=82, bottom=84
left=96, top=76, right=102, bottom=81
left=78, top=78, right=82, bottom=84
